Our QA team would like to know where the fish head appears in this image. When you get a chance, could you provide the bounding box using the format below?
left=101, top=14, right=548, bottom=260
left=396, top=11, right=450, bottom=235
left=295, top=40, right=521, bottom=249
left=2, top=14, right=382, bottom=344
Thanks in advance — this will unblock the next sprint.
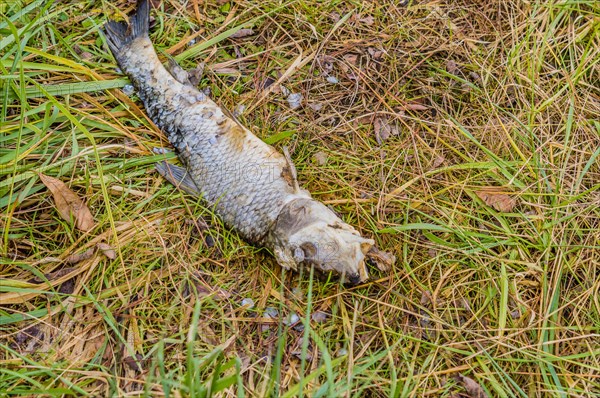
left=272, top=199, right=375, bottom=284
left=289, top=223, right=374, bottom=284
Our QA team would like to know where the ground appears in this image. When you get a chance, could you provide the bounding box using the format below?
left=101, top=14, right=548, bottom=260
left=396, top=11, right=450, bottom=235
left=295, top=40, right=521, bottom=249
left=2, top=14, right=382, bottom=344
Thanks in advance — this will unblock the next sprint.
left=1, top=0, right=599, bottom=397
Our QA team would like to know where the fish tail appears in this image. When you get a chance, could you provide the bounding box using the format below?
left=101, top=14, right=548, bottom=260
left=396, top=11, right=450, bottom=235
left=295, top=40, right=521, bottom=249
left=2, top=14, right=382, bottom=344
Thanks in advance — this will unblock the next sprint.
left=103, top=0, right=150, bottom=57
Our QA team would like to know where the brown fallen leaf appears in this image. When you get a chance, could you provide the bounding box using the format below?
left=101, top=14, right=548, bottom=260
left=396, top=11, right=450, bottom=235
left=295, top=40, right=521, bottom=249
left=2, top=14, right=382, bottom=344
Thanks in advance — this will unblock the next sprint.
left=432, top=156, right=445, bottom=169
left=123, top=354, right=144, bottom=372
left=65, top=248, right=95, bottom=264
left=39, top=174, right=95, bottom=231
left=359, top=15, right=375, bottom=25
left=365, top=246, right=396, bottom=272
left=31, top=267, right=76, bottom=283
left=454, top=374, right=488, bottom=398
left=230, top=28, right=254, bottom=39
left=476, top=189, right=516, bottom=212
left=367, top=47, right=385, bottom=61
left=405, top=102, right=428, bottom=111
left=97, top=243, right=116, bottom=260
left=420, top=290, right=433, bottom=306
left=373, top=117, right=399, bottom=144
left=446, top=59, right=459, bottom=75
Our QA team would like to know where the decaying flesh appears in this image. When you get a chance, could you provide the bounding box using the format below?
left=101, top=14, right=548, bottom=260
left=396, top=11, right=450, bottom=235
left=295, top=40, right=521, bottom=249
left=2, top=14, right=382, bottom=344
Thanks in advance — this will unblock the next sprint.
left=103, top=0, right=392, bottom=283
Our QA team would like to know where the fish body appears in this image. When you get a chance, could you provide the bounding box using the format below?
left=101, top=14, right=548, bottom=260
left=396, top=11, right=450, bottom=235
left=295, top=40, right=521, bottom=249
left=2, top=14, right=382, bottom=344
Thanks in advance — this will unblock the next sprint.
left=103, top=0, right=375, bottom=283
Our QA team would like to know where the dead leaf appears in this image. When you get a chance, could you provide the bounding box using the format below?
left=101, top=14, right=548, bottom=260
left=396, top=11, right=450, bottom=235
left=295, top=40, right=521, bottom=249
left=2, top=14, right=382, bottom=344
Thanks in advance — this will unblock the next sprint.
left=475, top=190, right=516, bottom=212
left=339, top=54, right=360, bottom=80
left=469, top=71, right=481, bottom=82
left=308, top=102, right=323, bottom=112
left=367, top=47, right=385, bottom=60
left=446, top=59, right=459, bottom=75
left=257, top=76, right=276, bottom=91
left=39, top=174, right=95, bottom=232
left=65, top=248, right=95, bottom=264
left=313, top=151, right=328, bottom=166
left=97, top=243, right=116, bottom=260
left=405, top=102, right=428, bottom=111
left=373, top=118, right=399, bottom=144
left=365, top=246, right=396, bottom=272
left=230, top=28, right=254, bottom=39
left=317, top=55, right=335, bottom=74
left=123, top=354, right=144, bottom=372
left=420, top=290, right=433, bottom=306
left=311, top=311, right=329, bottom=323
left=31, top=267, right=76, bottom=283
left=432, top=156, right=445, bottom=168
left=359, top=15, right=375, bottom=25
left=454, top=374, right=488, bottom=398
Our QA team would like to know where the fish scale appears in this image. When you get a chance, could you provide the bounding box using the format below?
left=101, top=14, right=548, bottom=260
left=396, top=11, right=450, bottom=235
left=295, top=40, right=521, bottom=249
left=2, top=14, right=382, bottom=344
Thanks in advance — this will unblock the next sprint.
left=103, top=0, right=381, bottom=284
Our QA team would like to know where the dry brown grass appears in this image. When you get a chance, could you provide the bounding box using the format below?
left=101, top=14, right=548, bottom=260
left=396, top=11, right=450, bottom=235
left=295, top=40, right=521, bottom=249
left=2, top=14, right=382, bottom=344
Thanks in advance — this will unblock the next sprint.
left=1, top=0, right=599, bottom=396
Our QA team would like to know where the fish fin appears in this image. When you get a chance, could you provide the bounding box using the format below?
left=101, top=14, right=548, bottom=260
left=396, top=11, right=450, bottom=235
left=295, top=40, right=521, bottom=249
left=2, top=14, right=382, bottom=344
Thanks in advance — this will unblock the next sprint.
left=282, top=146, right=300, bottom=192
left=221, top=106, right=245, bottom=129
left=166, top=57, right=192, bottom=85
left=103, top=0, right=150, bottom=55
left=155, top=161, right=202, bottom=196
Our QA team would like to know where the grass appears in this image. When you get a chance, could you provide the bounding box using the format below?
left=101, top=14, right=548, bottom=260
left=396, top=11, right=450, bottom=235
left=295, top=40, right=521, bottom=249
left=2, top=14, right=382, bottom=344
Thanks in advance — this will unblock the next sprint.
left=1, top=0, right=599, bottom=396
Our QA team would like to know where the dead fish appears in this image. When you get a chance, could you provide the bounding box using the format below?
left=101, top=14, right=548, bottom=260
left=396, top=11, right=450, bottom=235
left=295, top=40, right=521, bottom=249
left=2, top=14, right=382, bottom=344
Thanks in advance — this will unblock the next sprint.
left=103, top=0, right=387, bottom=284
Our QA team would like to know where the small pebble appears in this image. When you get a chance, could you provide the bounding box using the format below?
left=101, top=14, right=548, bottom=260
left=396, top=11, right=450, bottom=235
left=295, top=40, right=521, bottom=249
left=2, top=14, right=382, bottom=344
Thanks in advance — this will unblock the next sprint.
left=122, top=84, right=135, bottom=96
left=311, top=311, right=328, bottom=323
left=337, top=348, right=348, bottom=357
left=241, top=298, right=254, bottom=309
left=261, top=307, right=278, bottom=332
left=284, top=312, right=300, bottom=325
left=326, top=75, right=338, bottom=84
left=287, top=93, right=303, bottom=110
left=187, top=38, right=197, bottom=47
left=152, top=147, right=171, bottom=154
left=263, top=307, right=279, bottom=318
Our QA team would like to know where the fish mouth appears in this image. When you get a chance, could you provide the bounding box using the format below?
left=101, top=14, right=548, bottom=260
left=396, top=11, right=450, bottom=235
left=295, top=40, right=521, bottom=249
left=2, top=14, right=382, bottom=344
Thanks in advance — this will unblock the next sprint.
left=345, top=272, right=362, bottom=286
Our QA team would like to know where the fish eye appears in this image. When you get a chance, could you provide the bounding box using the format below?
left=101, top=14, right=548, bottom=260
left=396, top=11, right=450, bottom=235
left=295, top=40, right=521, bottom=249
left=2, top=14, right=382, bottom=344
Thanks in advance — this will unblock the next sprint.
left=300, top=242, right=318, bottom=259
